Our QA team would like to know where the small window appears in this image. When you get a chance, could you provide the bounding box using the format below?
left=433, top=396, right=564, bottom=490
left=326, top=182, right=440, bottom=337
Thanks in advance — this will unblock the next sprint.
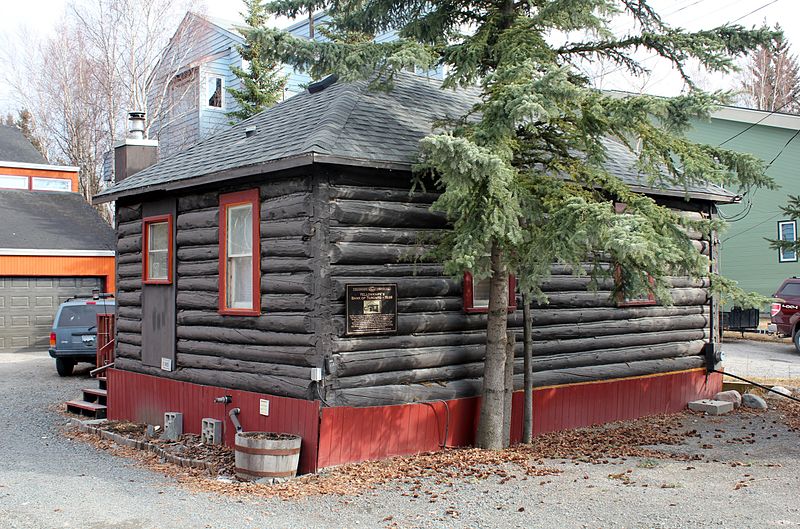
left=0, top=175, right=28, bottom=189
left=143, top=215, right=173, bottom=284
left=31, top=177, right=71, bottom=192
left=778, top=220, right=797, bottom=263
left=614, top=265, right=656, bottom=307
left=206, top=76, right=223, bottom=108
left=219, top=189, right=260, bottom=315
left=463, top=272, right=517, bottom=313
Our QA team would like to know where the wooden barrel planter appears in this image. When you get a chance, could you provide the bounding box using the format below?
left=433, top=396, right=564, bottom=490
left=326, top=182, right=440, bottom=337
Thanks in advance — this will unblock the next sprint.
left=234, top=432, right=302, bottom=482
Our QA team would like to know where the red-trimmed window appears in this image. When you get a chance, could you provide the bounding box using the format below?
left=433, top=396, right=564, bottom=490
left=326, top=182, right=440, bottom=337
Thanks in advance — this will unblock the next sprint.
left=614, top=265, right=656, bottom=307
left=463, top=272, right=517, bottom=313
left=219, top=189, right=261, bottom=315
left=142, top=214, right=173, bottom=284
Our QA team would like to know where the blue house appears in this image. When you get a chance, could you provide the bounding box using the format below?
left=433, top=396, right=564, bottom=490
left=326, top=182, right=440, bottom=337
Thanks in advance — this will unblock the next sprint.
left=147, top=11, right=443, bottom=157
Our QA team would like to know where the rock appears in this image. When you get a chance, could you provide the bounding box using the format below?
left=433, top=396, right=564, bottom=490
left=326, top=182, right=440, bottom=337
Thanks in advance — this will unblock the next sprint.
left=714, top=390, right=742, bottom=409
left=769, top=386, right=793, bottom=398
left=688, top=399, right=734, bottom=415
left=741, top=394, right=768, bottom=410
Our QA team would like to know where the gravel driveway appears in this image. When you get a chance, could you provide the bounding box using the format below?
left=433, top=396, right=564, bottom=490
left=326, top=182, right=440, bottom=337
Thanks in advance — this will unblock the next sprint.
left=722, top=339, right=800, bottom=380
left=2, top=351, right=799, bottom=529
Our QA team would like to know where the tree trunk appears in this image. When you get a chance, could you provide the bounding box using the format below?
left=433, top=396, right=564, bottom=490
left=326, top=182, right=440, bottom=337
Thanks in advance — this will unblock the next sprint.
left=522, top=292, right=533, bottom=444
left=475, top=242, right=509, bottom=450
left=503, top=330, right=515, bottom=448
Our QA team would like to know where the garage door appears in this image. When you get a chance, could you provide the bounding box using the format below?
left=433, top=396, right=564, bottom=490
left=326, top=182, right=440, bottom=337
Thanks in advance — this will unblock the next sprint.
left=0, top=277, right=104, bottom=352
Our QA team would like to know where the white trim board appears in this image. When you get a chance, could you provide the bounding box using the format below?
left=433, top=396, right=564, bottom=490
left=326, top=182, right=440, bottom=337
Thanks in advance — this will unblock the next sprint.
left=0, top=161, right=80, bottom=172
left=0, top=249, right=115, bottom=257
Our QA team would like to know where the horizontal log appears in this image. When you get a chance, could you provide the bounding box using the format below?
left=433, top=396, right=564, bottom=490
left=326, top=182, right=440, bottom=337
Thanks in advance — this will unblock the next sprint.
left=261, top=193, right=312, bottom=220
left=332, top=277, right=458, bottom=300
left=261, top=177, right=311, bottom=199
left=333, top=329, right=489, bottom=354
left=116, top=278, right=142, bottom=293
left=116, top=331, right=141, bottom=346
left=177, top=339, right=317, bottom=367
left=116, top=305, right=141, bottom=319
left=114, top=358, right=310, bottom=399
left=176, top=326, right=316, bottom=346
left=533, top=287, right=707, bottom=308
left=117, top=263, right=142, bottom=279
left=116, top=318, right=141, bottom=333
left=177, top=291, right=217, bottom=310
left=261, top=239, right=311, bottom=258
left=176, top=353, right=312, bottom=379
left=329, top=171, right=414, bottom=189
left=177, top=276, right=218, bottom=292
left=116, top=204, right=142, bottom=223
left=521, top=313, right=708, bottom=341
left=329, top=185, right=439, bottom=204
left=691, top=239, right=710, bottom=256
left=538, top=276, right=709, bottom=292
left=176, top=227, right=218, bottom=247
left=331, top=200, right=447, bottom=228
left=178, top=245, right=219, bottom=262
left=261, top=257, right=314, bottom=273
left=329, top=227, right=445, bottom=245
left=116, top=292, right=141, bottom=307
left=329, top=263, right=445, bottom=277
left=177, top=310, right=313, bottom=333
left=333, top=356, right=705, bottom=406
left=261, top=219, right=313, bottom=238
left=117, top=220, right=142, bottom=238
left=329, top=242, right=434, bottom=265
left=115, top=342, right=140, bottom=360
left=117, top=235, right=142, bottom=255
left=330, top=297, right=465, bottom=315
left=333, top=340, right=705, bottom=389
left=262, top=273, right=313, bottom=295
left=331, top=329, right=707, bottom=377
left=178, top=193, right=218, bottom=212
left=177, top=260, right=218, bottom=277
left=117, top=252, right=142, bottom=265
left=177, top=208, right=218, bottom=230
left=178, top=291, right=312, bottom=312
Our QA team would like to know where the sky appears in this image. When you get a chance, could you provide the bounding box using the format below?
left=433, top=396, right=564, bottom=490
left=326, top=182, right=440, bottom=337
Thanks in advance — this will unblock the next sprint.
left=0, top=0, right=798, bottom=110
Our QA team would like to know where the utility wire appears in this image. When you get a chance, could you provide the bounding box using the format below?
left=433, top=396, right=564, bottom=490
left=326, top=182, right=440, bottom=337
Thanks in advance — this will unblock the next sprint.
left=730, top=0, right=781, bottom=23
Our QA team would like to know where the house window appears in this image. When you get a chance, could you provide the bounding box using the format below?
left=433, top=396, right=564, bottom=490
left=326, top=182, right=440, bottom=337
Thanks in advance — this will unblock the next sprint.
left=463, top=272, right=517, bottom=313
left=778, top=220, right=798, bottom=263
left=219, top=189, right=260, bottom=315
left=0, top=175, right=28, bottom=189
left=206, top=75, right=223, bottom=108
left=31, top=177, right=71, bottom=192
left=143, top=215, right=173, bottom=284
left=614, top=265, right=656, bottom=307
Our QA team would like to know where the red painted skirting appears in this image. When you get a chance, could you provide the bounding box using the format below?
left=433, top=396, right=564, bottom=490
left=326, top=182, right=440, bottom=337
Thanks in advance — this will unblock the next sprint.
left=317, top=369, right=722, bottom=468
left=108, top=368, right=721, bottom=473
left=107, top=369, right=321, bottom=473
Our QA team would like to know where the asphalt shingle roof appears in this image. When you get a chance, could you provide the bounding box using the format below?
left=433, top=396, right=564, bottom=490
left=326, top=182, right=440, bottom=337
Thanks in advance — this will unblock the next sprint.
left=0, top=126, right=48, bottom=165
left=96, top=73, right=733, bottom=203
left=0, top=191, right=115, bottom=251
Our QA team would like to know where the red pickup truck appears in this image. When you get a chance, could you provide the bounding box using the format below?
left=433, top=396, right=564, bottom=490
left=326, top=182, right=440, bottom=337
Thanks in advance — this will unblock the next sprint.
left=770, top=277, right=800, bottom=352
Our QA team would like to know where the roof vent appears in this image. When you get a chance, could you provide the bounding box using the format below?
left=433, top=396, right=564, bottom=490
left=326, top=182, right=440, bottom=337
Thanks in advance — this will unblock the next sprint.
left=128, top=111, right=146, bottom=140
left=245, top=125, right=257, bottom=137
left=308, top=74, right=339, bottom=94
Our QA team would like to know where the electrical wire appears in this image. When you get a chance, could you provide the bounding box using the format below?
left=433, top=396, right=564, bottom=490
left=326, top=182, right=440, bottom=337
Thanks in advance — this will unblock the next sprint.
left=730, top=0, right=781, bottom=23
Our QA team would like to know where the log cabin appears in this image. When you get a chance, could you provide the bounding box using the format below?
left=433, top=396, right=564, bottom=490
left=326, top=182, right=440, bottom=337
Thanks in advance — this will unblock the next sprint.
left=94, top=73, right=727, bottom=473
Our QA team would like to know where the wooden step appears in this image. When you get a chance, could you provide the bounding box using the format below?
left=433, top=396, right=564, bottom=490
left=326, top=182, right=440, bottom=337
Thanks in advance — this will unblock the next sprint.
left=97, top=376, right=107, bottom=391
left=82, top=388, right=107, bottom=405
left=66, top=400, right=107, bottom=419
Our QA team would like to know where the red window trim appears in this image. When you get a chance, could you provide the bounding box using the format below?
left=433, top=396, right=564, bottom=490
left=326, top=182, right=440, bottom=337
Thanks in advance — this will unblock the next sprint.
left=142, top=214, right=173, bottom=285
left=463, top=272, right=517, bottom=313
left=614, top=264, right=656, bottom=307
left=219, top=189, right=261, bottom=316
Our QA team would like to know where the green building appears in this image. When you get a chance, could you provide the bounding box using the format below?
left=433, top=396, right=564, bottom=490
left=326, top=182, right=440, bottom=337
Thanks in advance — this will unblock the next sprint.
left=686, top=106, right=800, bottom=298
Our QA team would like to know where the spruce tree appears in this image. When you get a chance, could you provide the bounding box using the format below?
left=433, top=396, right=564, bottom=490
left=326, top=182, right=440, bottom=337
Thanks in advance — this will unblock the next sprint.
left=256, top=0, right=777, bottom=449
left=227, top=0, right=289, bottom=122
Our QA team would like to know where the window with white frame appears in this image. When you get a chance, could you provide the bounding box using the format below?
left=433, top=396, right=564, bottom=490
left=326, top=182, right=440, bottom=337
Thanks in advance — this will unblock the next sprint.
left=219, top=189, right=260, bottom=314
left=206, top=75, right=223, bottom=108
left=0, top=175, right=28, bottom=189
left=778, top=220, right=798, bottom=263
left=31, top=177, right=71, bottom=192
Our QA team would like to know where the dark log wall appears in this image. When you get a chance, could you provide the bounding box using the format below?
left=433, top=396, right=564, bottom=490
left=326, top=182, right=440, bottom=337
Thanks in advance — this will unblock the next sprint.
left=114, top=175, right=322, bottom=400
left=322, top=168, right=714, bottom=407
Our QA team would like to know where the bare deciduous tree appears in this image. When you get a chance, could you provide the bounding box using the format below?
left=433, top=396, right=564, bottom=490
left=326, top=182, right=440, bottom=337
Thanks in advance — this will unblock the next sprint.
left=740, top=24, right=800, bottom=114
left=2, top=0, right=200, bottom=217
